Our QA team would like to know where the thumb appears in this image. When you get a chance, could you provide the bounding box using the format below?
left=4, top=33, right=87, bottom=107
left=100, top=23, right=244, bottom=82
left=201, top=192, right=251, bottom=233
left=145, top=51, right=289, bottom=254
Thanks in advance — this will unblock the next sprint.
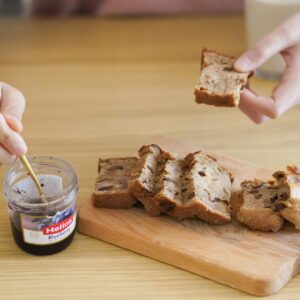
left=235, top=12, right=300, bottom=72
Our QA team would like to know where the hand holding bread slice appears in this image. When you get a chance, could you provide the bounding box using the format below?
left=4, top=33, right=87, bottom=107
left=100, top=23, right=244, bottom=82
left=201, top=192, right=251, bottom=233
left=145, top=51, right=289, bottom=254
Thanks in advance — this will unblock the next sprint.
left=194, top=48, right=252, bottom=107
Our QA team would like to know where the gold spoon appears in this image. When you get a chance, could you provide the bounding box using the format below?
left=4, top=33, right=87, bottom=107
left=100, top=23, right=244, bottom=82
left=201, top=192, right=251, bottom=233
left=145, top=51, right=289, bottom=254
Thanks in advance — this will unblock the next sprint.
left=19, top=155, right=47, bottom=203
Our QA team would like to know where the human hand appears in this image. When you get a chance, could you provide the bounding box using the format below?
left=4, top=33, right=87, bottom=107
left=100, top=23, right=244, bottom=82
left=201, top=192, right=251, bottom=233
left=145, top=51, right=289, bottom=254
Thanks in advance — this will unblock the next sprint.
left=0, top=83, right=27, bottom=164
left=234, top=11, right=300, bottom=124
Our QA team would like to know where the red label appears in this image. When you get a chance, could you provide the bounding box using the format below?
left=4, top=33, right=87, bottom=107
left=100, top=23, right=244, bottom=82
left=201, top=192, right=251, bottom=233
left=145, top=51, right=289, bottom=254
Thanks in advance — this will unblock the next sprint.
left=43, top=215, right=74, bottom=235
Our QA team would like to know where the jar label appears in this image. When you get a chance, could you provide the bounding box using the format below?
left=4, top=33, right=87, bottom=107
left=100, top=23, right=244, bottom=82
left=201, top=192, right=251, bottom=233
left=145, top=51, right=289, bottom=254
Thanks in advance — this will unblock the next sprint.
left=20, top=204, right=76, bottom=245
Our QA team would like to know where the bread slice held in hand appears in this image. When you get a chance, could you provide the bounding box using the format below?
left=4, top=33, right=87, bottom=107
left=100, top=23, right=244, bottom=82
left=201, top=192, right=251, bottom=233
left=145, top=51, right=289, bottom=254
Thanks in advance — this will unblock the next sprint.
left=92, top=157, right=138, bottom=209
left=237, top=180, right=284, bottom=232
left=273, top=166, right=300, bottom=229
left=194, top=48, right=251, bottom=107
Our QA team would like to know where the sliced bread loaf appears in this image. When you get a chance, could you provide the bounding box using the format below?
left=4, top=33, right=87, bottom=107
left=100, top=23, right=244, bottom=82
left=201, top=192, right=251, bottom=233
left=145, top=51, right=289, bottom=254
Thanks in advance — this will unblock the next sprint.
left=194, top=48, right=251, bottom=107
left=237, top=180, right=284, bottom=232
left=92, top=157, right=138, bottom=209
left=130, top=145, right=232, bottom=224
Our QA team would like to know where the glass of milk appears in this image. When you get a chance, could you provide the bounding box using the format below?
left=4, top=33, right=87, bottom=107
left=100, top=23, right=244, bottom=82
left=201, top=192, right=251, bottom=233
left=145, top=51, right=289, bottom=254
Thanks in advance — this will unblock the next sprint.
left=245, top=0, right=300, bottom=79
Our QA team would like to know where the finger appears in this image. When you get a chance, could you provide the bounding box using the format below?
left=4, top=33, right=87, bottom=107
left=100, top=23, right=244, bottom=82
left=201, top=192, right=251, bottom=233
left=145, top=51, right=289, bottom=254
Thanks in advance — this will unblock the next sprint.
left=239, top=106, right=267, bottom=124
left=240, top=89, right=278, bottom=119
left=235, top=12, right=300, bottom=72
left=0, top=83, right=26, bottom=124
left=272, top=66, right=300, bottom=116
left=5, top=115, right=23, bottom=133
left=0, top=114, right=27, bottom=155
left=238, top=98, right=269, bottom=124
left=240, top=60, right=300, bottom=119
left=0, top=145, right=16, bottom=164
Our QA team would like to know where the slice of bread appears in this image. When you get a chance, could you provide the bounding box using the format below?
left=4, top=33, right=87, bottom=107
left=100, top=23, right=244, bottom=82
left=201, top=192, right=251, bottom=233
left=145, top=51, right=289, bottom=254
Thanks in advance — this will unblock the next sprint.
left=237, top=180, right=284, bottom=232
left=167, top=152, right=232, bottom=224
left=129, top=145, right=232, bottom=224
left=92, top=157, right=138, bottom=209
left=152, top=152, right=183, bottom=214
left=194, top=48, right=251, bottom=107
left=129, top=144, right=183, bottom=216
left=129, top=144, right=165, bottom=216
left=273, top=166, right=300, bottom=229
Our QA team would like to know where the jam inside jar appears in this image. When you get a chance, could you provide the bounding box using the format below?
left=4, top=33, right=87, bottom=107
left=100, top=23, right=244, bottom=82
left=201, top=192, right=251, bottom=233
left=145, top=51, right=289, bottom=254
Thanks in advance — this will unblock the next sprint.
left=3, top=156, right=78, bottom=255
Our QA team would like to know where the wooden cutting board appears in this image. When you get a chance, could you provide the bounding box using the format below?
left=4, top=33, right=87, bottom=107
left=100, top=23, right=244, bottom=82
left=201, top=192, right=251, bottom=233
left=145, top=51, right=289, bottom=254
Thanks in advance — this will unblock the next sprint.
left=77, top=137, right=300, bottom=297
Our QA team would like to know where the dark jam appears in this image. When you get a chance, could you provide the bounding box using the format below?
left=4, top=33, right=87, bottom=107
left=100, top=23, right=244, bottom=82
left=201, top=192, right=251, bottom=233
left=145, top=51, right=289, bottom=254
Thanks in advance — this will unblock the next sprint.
left=8, top=201, right=76, bottom=256
left=4, top=157, right=78, bottom=256
left=10, top=220, right=75, bottom=256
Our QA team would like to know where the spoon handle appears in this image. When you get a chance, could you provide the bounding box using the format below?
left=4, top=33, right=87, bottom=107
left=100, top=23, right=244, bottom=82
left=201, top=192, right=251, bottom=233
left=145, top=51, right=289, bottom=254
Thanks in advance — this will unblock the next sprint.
left=19, top=155, right=46, bottom=202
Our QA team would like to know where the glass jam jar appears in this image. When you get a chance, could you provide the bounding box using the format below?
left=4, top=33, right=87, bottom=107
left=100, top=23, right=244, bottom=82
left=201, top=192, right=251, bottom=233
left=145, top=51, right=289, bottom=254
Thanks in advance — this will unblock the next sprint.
left=3, top=156, right=78, bottom=255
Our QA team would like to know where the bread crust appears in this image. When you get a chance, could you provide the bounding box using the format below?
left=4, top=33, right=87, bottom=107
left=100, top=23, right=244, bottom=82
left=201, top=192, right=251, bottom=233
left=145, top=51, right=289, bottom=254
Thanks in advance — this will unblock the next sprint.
left=194, top=86, right=237, bottom=107
left=168, top=198, right=231, bottom=224
left=237, top=207, right=284, bottom=232
left=128, top=178, right=162, bottom=216
left=92, top=191, right=136, bottom=209
left=201, top=47, right=236, bottom=69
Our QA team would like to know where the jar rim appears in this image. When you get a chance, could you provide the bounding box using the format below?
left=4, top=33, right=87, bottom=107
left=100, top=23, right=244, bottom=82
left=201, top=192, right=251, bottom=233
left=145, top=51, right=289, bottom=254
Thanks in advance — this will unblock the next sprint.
left=3, top=156, right=78, bottom=209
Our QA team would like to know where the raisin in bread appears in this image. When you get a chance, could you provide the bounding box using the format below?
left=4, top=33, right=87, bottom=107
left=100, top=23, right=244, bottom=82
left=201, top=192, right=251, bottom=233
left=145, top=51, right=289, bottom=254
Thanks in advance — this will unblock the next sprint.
left=129, top=145, right=232, bottom=224
left=167, top=152, right=232, bottom=224
left=237, top=180, right=284, bottom=232
left=273, top=166, right=300, bottom=229
left=194, top=48, right=251, bottom=107
left=92, top=157, right=138, bottom=209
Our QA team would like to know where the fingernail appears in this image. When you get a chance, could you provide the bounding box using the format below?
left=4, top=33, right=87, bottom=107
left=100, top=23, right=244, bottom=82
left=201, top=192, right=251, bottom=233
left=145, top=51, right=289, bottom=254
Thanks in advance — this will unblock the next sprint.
left=14, top=142, right=27, bottom=155
left=235, top=56, right=252, bottom=72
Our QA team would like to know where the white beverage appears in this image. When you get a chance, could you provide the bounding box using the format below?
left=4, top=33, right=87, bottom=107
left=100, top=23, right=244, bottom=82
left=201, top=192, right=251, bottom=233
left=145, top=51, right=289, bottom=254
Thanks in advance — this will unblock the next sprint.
left=245, top=0, right=300, bottom=79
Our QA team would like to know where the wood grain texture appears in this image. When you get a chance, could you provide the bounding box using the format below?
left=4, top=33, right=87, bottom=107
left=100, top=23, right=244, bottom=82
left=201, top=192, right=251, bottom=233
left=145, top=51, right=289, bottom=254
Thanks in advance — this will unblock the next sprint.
left=0, top=16, right=300, bottom=299
left=78, top=139, right=300, bottom=296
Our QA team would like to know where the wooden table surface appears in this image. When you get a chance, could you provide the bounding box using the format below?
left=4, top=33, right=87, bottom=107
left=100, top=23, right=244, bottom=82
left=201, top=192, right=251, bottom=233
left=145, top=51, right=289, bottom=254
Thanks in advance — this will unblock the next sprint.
left=0, top=16, right=299, bottom=299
